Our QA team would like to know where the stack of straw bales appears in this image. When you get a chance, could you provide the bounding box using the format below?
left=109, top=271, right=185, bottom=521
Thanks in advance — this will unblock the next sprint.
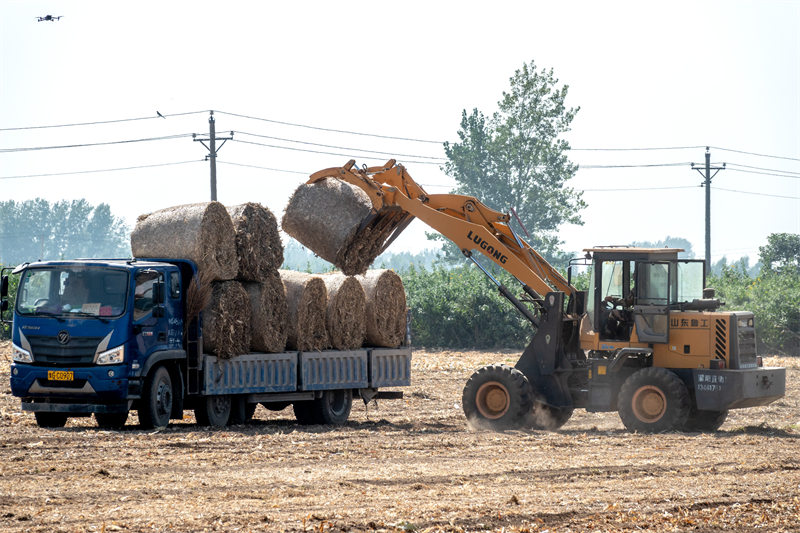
left=132, top=199, right=408, bottom=359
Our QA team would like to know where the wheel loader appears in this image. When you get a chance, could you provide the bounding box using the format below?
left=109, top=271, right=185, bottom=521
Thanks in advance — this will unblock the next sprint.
left=297, top=159, right=786, bottom=433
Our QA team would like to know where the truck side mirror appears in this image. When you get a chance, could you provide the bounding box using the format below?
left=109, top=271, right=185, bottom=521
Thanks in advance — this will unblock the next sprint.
left=0, top=300, right=7, bottom=312
left=0, top=276, right=8, bottom=298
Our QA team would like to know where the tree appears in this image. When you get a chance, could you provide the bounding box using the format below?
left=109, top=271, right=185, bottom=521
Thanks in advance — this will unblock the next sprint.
left=0, top=199, right=130, bottom=265
left=758, top=233, right=800, bottom=273
left=432, top=60, right=585, bottom=267
left=630, top=236, right=695, bottom=259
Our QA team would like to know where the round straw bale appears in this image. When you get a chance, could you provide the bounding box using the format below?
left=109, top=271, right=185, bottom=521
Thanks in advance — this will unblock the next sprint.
left=203, top=281, right=251, bottom=359
left=357, top=269, right=407, bottom=348
left=281, top=178, right=376, bottom=275
left=226, top=203, right=284, bottom=281
left=131, top=202, right=237, bottom=281
left=243, top=271, right=289, bottom=353
left=321, top=273, right=366, bottom=350
left=279, top=270, right=329, bottom=352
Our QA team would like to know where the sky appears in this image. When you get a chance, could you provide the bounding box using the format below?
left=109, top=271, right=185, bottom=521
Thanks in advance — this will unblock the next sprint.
left=2, top=1, right=798, bottom=265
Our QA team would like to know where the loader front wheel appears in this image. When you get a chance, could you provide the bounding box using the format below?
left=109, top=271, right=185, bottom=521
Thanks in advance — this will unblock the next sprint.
left=462, top=364, right=533, bottom=431
left=618, top=367, right=690, bottom=433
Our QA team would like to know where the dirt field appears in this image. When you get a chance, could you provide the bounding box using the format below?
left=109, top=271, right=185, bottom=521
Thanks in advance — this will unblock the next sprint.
left=1, top=340, right=798, bottom=532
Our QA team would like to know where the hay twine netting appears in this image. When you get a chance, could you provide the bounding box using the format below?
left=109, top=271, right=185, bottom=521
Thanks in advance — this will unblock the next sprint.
left=244, top=270, right=289, bottom=353
left=281, top=178, right=383, bottom=275
left=279, top=270, right=329, bottom=352
left=357, top=269, right=407, bottom=348
left=203, top=281, right=252, bottom=359
left=321, top=272, right=367, bottom=350
left=131, top=202, right=237, bottom=281
left=226, top=203, right=284, bottom=282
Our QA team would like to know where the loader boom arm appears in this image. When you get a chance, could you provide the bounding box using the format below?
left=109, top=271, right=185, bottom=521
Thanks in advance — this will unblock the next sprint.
left=308, top=160, right=575, bottom=300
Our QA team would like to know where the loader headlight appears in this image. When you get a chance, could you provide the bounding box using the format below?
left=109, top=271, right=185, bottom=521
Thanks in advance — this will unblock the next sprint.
left=96, top=345, right=125, bottom=365
left=738, top=317, right=754, bottom=328
left=11, top=343, right=33, bottom=363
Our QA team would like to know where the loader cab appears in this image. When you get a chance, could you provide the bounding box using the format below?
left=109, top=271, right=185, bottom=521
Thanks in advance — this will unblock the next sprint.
left=581, top=248, right=707, bottom=346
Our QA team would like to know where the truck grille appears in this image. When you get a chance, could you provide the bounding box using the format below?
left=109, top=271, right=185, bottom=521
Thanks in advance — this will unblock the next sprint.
left=27, top=335, right=102, bottom=366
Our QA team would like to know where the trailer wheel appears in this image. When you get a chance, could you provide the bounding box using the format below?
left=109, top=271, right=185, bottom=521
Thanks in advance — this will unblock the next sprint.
left=95, top=412, right=128, bottom=429
left=618, top=367, right=690, bottom=433
left=34, top=412, right=68, bottom=428
left=462, top=364, right=533, bottom=430
left=139, top=366, right=173, bottom=429
left=293, top=390, right=353, bottom=426
left=229, top=397, right=257, bottom=425
left=195, top=395, right=232, bottom=427
left=684, top=408, right=728, bottom=432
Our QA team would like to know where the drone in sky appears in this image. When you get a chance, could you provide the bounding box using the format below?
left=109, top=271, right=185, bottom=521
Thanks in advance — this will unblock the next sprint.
left=36, top=15, right=62, bottom=22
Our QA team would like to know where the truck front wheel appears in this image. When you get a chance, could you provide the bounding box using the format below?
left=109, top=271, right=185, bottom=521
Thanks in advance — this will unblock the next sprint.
left=462, top=364, right=533, bottom=431
left=618, top=367, right=690, bottom=433
left=139, top=366, right=173, bottom=429
left=35, top=412, right=68, bottom=428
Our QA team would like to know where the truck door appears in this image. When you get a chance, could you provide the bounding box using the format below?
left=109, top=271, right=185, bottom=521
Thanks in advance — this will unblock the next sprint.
left=633, top=261, right=672, bottom=343
left=133, top=269, right=168, bottom=357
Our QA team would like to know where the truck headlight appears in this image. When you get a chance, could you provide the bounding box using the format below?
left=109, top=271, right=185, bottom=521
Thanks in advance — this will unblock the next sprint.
left=96, top=345, right=124, bottom=365
left=11, top=343, right=33, bottom=363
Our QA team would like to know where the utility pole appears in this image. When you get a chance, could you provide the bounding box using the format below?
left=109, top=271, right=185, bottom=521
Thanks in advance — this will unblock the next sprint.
left=193, top=111, right=233, bottom=201
left=691, top=147, right=725, bottom=267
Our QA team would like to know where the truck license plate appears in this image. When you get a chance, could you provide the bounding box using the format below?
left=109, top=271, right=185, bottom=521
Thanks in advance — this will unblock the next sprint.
left=48, top=370, right=74, bottom=382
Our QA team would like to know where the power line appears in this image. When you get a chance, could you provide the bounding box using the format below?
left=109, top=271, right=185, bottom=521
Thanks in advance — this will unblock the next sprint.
left=579, top=162, right=693, bottom=169
left=234, top=130, right=446, bottom=162
left=0, top=133, right=194, bottom=153
left=0, top=110, right=208, bottom=132
left=0, top=160, right=204, bottom=180
left=570, top=145, right=704, bottom=152
left=214, top=110, right=445, bottom=144
left=230, top=138, right=444, bottom=165
left=726, top=165, right=800, bottom=179
left=711, top=146, right=800, bottom=163
left=712, top=186, right=800, bottom=200
left=217, top=160, right=309, bottom=175
left=582, top=185, right=698, bottom=192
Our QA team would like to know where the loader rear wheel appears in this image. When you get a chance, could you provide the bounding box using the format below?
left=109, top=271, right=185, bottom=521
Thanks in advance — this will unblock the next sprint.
left=684, top=408, right=728, bottom=432
left=618, top=367, right=690, bottom=433
left=462, top=364, right=533, bottom=431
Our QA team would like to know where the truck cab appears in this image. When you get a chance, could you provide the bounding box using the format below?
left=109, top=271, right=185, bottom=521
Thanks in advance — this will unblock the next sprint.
left=6, top=259, right=188, bottom=428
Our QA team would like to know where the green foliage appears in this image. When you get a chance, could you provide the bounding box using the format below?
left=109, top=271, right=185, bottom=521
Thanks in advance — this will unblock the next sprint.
left=708, top=233, right=800, bottom=355
left=281, top=238, right=442, bottom=273
left=400, top=263, right=534, bottom=349
left=433, top=60, right=584, bottom=267
left=0, top=199, right=130, bottom=265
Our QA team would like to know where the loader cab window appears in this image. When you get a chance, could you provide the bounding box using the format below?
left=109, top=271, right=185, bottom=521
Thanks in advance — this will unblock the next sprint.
left=592, top=260, right=635, bottom=341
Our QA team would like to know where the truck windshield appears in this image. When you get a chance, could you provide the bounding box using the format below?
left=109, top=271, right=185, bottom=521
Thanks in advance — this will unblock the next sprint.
left=16, top=267, right=129, bottom=318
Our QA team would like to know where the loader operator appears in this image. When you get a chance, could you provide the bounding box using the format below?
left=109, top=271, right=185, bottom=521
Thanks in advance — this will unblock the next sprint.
left=602, top=292, right=633, bottom=340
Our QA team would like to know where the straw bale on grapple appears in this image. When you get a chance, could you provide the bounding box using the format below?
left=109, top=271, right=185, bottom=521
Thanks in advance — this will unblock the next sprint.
left=279, top=270, right=329, bottom=352
left=243, top=271, right=289, bottom=353
left=203, top=280, right=251, bottom=359
left=227, top=203, right=283, bottom=281
left=282, top=178, right=386, bottom=275
left=321, top=273, right=366, bottom=350
left=357, top=269, right=407, bottom=348
left=131, top=202, right=237, bottom=281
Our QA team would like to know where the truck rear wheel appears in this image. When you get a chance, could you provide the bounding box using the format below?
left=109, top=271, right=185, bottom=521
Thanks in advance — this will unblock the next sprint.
left=229, top=397, right=257, bottom=425
left=684, top=408, right=728, bottom=432
left=618, top=367, right=690, bottom=433
left=195, top=395, right=232, bottom=427
left=35, top=412, right=68, bottom=428
left=462, top=364, right=533, bottom=431
left=95, top=412, right=128, bottom=429
left=139, top=366, right=173, bottom=429
left=293, top=390, right=353, bottom=426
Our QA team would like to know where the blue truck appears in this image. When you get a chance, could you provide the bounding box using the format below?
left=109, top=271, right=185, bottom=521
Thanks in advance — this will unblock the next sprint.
left=1, top=259, right=411, bottom=429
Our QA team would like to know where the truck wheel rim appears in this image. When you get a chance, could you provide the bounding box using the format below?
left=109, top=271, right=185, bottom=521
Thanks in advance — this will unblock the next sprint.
left=157, top=381, right=172, bottom=416
left=475, top=381, right=510, bottom=419
left=631, top=385, right=666, bottom=423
